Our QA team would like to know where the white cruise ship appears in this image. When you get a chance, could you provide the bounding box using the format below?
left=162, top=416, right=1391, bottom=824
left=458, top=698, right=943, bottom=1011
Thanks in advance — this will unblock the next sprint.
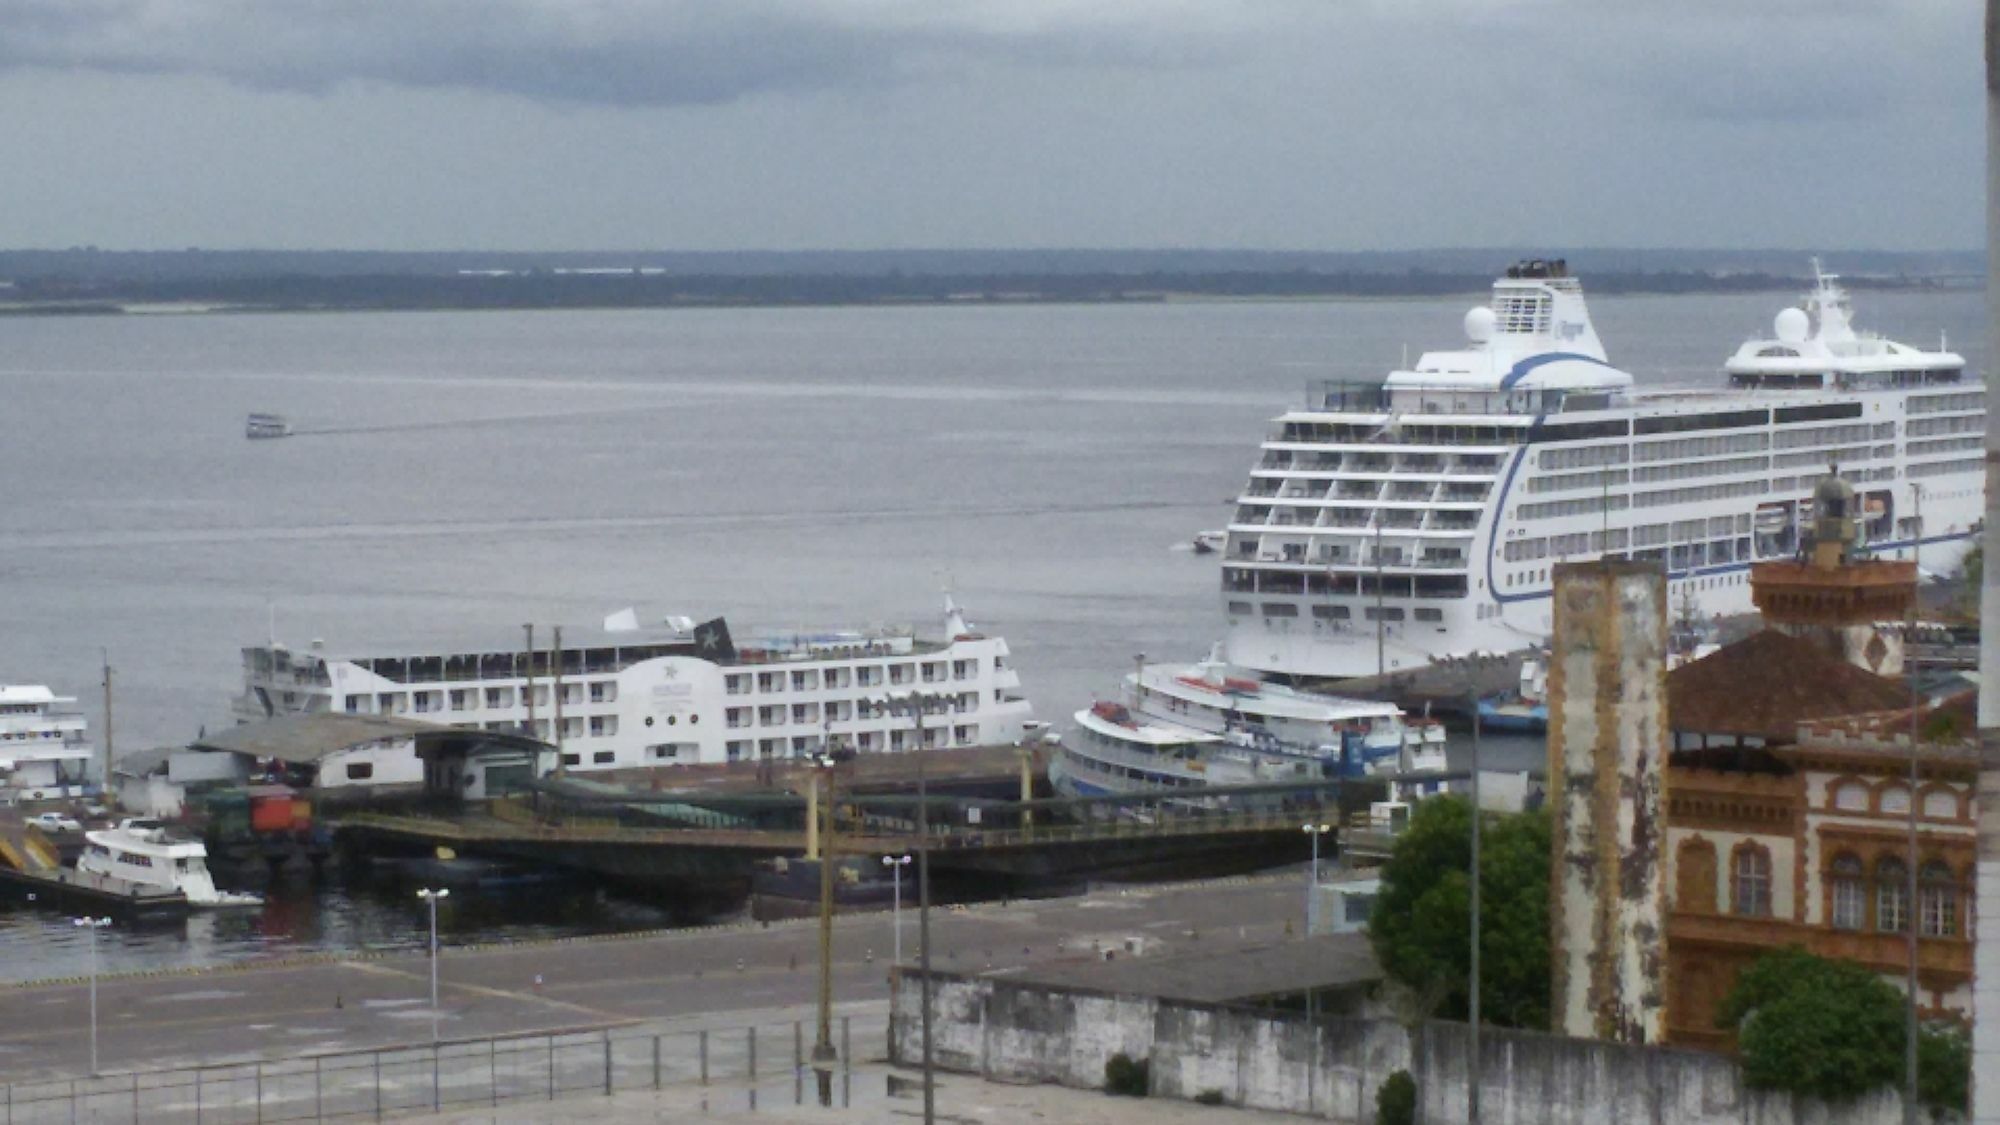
left=0, top=684, right=95, bottom=801
left=235, top=598, right=1033, bottom=777
left=1222, top=260, right=1983, bottom=681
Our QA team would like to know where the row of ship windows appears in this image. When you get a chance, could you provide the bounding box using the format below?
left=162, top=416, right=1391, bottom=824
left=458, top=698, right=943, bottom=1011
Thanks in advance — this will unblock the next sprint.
left=724, top=694, right=986, bottom=729
left=722, top=727, right=977, bottom=760
left=1908, top=413, right=1985, bottom=438
left=344, top=682, right=615, bottom=715
left=1227, top=601, right=1444, bottom=624
left=1505, top=515, right=1759, bottom=563
left=724, top=659, right=994, bottom=695
left=1906, top=392, right=1984, bottom=415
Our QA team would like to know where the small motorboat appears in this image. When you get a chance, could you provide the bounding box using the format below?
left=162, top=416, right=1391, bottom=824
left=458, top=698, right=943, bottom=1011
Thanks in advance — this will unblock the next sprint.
left=245, top=413, right=294, bottom=439
left=79, top=819, right=264, bottom=908
left=1190, top=530, right=1226, bottom=555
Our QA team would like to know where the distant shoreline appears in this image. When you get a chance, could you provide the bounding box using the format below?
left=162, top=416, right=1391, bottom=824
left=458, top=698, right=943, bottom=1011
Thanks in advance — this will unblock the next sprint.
left=0, top=268, right=1977, bottom=318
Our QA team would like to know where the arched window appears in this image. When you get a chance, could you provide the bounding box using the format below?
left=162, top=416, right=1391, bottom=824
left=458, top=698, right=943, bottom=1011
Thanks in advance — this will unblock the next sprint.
left=1920, top=789, right=1959, bottom=821
left=1828, top=852, right=1865, bottom=930
left=1831, top=780, right=1869, bottom=812
left=1920, top=862, right=1958, bottom=938
left=1877, top=857, right=1909, bottom=933
left=1879, top=785, right=1911, bottom=815
left=1676, top=839, right=1718, bottom=913
left=1733, top=843, right=1772, bottom=917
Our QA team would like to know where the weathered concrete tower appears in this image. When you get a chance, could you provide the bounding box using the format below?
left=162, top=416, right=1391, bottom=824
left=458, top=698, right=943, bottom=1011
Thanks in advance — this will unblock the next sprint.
left=1750, top=472, right=1917, bottom=676
left=1547, top=559, right=1670, bottom=1044
left=1975, top=4, right=2000, bottom=1116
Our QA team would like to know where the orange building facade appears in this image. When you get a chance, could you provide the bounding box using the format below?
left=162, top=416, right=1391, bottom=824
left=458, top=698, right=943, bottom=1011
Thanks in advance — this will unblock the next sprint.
left=1664, top=707, right=1980, bottom=1048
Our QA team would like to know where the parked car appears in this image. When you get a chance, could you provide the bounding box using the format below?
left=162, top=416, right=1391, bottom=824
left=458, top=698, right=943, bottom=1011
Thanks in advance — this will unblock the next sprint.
left=26, top=812, right=82, bottom=833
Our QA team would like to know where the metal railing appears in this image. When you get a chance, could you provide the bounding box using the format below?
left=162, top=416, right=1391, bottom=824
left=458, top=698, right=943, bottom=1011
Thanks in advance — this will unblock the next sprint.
left=1, top=1013, right=882, bottom=1124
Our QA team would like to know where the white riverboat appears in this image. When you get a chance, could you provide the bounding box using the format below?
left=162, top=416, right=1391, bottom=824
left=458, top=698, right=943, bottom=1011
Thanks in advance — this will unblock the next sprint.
left=1221, top=259, right=1982, bottom=680
left=234, top=597, right=1034, bottom=785
left=0, top=684, right=95, bottom=802
left=79, top=819, right=263, bottom=908
left=1051, top=655, right=1449, bottom=805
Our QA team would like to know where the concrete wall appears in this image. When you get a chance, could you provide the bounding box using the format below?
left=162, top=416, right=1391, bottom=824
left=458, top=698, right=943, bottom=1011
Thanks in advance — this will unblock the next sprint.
left=892, top=970, right=1917, bottom=1124
left=1548, top=560, right=1670, bottom=1044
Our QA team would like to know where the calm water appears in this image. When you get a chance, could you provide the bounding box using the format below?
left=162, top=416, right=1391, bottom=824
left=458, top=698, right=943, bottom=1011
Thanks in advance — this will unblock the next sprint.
left=0, top=288, right=1984, bottom=977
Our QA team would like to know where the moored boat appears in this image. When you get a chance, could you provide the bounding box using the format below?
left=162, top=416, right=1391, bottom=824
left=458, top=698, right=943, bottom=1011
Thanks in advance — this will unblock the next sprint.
left=78, top=819, right=263, bottom=908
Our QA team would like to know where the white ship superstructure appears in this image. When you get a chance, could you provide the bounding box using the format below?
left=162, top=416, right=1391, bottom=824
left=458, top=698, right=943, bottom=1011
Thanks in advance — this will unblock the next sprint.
left=1222, top=260, right=1983, bottom=681
left=235, top=599, right=1033, bottom=774
left=79, top=818, right=261, bottom=907
left=0, top=684, right=94, bottom=801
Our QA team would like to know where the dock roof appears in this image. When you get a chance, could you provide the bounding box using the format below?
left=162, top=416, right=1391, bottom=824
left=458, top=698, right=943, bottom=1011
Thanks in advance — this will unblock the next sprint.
left=193, top=714, right=544, bottom=764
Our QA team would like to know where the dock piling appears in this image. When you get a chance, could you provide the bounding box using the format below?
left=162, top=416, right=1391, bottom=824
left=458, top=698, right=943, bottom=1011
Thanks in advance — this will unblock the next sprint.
left=699, top=1030, right=708, bottom=1086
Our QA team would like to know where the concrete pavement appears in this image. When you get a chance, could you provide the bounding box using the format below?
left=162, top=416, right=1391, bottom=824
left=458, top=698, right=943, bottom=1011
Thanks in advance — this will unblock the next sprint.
left=0, top=873, right=1312, bottom=1081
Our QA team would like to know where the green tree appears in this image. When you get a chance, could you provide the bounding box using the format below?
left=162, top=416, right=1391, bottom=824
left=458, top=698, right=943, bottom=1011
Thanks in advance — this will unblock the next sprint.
left=1718, top=947, right=1969, bottom=1113
left=1367, top=796, right=1551, bottom=1029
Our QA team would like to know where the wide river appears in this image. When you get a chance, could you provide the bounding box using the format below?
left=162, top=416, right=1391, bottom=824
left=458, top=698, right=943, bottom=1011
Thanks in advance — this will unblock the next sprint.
left=0, top=286, right=1985, bottom=977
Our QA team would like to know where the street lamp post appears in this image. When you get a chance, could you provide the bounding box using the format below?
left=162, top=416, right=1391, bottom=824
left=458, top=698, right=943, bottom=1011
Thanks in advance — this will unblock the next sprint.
left=416, top=888, right=449, bottom=1042
left=876, top=688, right=942, bottom=1125
left=73, top=916, right=110, bottom=1074
left=813, top=753, right=839, bottom=1106
left=882, top=854, right=912, bottom=965
left=1301, top=823, right=1331, bottom=934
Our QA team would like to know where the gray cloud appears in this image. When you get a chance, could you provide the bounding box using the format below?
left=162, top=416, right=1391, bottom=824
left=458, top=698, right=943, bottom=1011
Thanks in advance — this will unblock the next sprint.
left=0, top=1, right=1249, bottom=107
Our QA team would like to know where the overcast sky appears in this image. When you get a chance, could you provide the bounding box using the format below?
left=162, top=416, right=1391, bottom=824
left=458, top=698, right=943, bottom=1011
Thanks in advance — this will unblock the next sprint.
left=0, top=0, right=1979, bottom=252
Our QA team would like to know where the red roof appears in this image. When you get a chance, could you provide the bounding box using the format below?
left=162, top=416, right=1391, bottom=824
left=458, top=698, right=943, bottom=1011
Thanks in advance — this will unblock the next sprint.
left=1667, top=630, right=1907, bottom=742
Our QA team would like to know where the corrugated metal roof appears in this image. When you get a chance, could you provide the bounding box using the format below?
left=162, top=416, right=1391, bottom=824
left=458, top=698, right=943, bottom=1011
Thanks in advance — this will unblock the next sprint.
left=191, top=714, right=540, bottom=764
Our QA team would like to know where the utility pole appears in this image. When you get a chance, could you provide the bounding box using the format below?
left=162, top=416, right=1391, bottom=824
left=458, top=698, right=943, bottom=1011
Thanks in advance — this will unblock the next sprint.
left=1906, top=483, right=1923, bottom=1125
left=550, top=626, right=564, bottom=776
left=523, top=624, right=536, bottom=737
left=913, top=693, right=936, bottom=1125
left=1977, top=6, right=2000, bottom=1120
left=1469, top=689, right=1484, bottom=1125
left=1374, top=522, right=1386, bottom=679
left=99, top=650, right=113, bottom=795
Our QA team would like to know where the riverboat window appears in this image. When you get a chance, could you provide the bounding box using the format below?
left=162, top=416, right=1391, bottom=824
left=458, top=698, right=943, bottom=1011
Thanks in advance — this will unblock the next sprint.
left=726, top=740, right=748, bottom=761
left=1311, top=605, right=1351, bottom=621
left=955, top=725, right=975, bottom=746
left=485, top=687, right=514, bottom=709
left=791, top=670, right=818, bottom=691
left=449, top=690, right=473, bottom=712
left=791, top=703, right=818, bottom=724
left=121, top=853, right=153, bottom=868
left=757, top=672, right=781, bottom=693
left=1228, top=601, right=1254, bottom=616
left=589, top=715, right=617, bottom=737
left=726, top=707, right=749, bottom=728
left=589, top=681, right=615, bottom=703
left=592, top=751, right=614, bottom=764
left=1633, top=479, right=1766, bottom=510
left=890, top=664, right=913, bottom=686
left=346, top=762, right=374, bottom=781
left=344, top=696, right=363, bottom=714
left=726, top=674, right=749, bottom=695
left=1262, top=603, right=1298, bottom=618
left=1415, top=608, right=1443, bottom=623
left=1364, top=607, right=1405, bottom=622
left=1634, top=409, right=1768, bottom=436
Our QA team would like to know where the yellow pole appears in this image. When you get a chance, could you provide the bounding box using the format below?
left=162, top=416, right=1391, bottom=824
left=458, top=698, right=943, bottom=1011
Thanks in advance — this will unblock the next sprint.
left=805, top=774, right=820, bottom=860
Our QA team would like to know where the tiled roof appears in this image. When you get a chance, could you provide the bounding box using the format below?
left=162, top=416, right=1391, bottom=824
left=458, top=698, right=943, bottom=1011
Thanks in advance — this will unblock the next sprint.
left=1666, top=630, right=1906, bottom=742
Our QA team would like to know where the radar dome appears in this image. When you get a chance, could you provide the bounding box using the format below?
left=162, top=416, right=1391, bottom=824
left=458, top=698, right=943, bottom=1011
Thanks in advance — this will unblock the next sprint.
left=1464, top=305, right=1497, bottom=344
left=1774, top=306, right=1810, bottom=345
